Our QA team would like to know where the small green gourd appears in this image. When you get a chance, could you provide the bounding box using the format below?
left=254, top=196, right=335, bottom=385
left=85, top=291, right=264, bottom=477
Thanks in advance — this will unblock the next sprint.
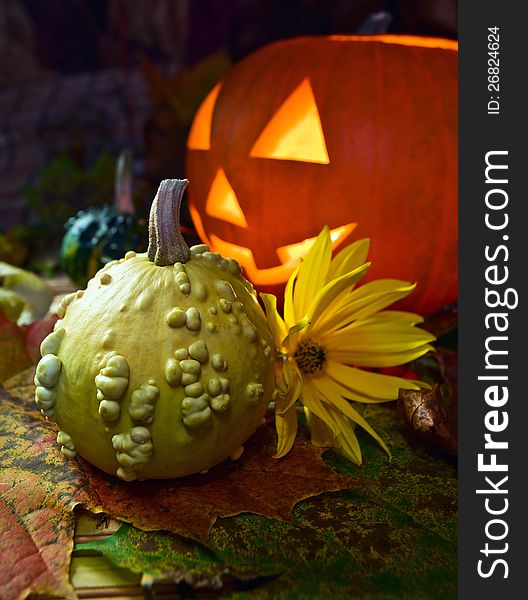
left=60, top=151, right=146, bottom=287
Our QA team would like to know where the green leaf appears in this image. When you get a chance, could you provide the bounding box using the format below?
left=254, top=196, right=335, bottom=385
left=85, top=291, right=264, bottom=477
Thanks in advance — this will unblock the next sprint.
left=22, top=153, right=117, bottom=226
left=76, top=523, right=223, bottom=583
left=210, top=407, right=457, bottom=598
left=77, top=406, right=457, bottom=599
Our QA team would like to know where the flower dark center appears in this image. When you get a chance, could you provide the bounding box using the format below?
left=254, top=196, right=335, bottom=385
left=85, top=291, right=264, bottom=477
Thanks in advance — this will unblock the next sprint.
left=294, top=339, right=326, bottom=374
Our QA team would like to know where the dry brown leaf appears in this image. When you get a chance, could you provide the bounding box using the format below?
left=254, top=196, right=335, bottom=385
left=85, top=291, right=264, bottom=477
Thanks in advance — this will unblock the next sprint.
left=79, top=418, right=362, bottom=544
left=397, top=385, right=458, bottom=455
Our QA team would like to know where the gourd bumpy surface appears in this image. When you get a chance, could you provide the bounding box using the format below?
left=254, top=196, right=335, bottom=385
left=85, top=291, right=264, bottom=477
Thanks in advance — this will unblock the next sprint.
left=35, top=245, right=275, bottom=480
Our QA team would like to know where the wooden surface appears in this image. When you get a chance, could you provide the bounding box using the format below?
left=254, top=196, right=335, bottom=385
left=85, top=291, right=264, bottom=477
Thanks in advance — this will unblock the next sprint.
left=69, top=512, right=189, bottom=600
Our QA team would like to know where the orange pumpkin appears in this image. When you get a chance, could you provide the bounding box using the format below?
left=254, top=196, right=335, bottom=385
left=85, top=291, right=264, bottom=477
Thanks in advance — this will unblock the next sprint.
left=185, top=35, right=458, bottom=315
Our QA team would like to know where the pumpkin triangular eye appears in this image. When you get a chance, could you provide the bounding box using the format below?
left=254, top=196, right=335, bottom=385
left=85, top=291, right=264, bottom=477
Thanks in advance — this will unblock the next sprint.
left=206, top=169, right=248, bottom=228
left=187, top=82, right=222, bottom=150
left=250, top=78, right=329, bottom=164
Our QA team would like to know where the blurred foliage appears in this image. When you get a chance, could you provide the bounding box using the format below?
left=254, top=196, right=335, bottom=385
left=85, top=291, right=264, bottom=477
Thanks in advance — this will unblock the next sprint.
left=0, top=230, right=29, bottom=267
left=22, top=152, right=117, bottom=228
left=141, top=50, right=231, bottom=183
left=0, top=262, right=53, bottom=326
left=19, top=151, right=150, bottom=275
left=142, top=49, right=231, bottom=132
left=13, top=50, right=230, bottom=276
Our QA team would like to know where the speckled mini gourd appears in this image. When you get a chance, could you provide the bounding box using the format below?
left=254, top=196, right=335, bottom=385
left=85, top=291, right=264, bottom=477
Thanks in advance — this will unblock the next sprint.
left=34, top=179, right=275, bottom=481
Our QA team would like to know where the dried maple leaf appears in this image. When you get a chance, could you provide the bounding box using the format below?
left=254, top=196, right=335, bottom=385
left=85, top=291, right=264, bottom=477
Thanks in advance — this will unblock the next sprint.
left=397, top=385, right=458, bottom=455
left=76, top=404, right=458, bottom=599
left=0, top=369, right=362, bottom=600
left=78, top=418, right=363, bottom=545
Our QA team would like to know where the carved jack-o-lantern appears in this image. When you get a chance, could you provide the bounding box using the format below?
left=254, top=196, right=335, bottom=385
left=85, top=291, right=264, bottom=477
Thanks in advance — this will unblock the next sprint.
left=185, top=35, right=458, bottom=315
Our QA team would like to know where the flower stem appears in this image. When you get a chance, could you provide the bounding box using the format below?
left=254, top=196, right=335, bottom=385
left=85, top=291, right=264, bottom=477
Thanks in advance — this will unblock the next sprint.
left=147, top=179, right=190, bottom=266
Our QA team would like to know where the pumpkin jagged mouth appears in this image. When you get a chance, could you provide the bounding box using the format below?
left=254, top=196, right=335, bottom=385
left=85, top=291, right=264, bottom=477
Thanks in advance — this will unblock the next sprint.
left=190, top=204, right=355, bottom=285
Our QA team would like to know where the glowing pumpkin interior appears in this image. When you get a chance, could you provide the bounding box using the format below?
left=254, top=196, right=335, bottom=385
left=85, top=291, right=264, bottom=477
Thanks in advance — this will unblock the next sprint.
left=187, top=77, right=355, bottom=285
left=185, top=35, right=458, bottom=314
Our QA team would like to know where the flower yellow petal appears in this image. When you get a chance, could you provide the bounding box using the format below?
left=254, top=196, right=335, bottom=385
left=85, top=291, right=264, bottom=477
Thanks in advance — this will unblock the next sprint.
left=260, top=293, right=287, bottom=346
left=283, top=315, right=310, bottom=351
left=302, top=382, right=340, bottom=436
left=307, top=262, right=370, bottom=333
left=274, top=406, right=298, bottom=458
left=284, top=263, right=301, bottom=326
left=276, top=360, right=303, bottom=415
left=405, top=379, right=432, bottom=390
left=306, top=403, right=363, bottom=464
left=327, top=345, right=435, bottom=368
left=311, top=376, right=391, bottom=457
left=314, top=279, right=417, bottom=333
left=304, top=407, right=334, bottom=447
left=341, top=280, right=419, bottom=323
left=325, top=360, right=421, bottom=402
left=327, top=238, right=370, bottom=282
left=322, top=321, right=436, bottom=354
left=357, top=310, right=425, bottom=327
left=293, top=226, right=332, bottom=319
left=327, top=407, right=363, bottom=465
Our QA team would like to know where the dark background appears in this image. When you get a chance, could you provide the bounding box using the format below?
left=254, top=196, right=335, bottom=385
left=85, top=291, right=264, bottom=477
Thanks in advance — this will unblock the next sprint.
left=4, top=0, right=457, bottom=79
left=0, top=0, right=457, bottom=271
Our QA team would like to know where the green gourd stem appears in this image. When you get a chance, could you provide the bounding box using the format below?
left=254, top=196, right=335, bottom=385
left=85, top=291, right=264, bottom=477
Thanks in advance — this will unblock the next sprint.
left=147, top=179, right=190, bottom=266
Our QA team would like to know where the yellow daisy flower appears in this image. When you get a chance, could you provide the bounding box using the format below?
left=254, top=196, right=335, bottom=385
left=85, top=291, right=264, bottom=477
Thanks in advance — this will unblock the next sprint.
left=261, top=227, right=436, bottom=465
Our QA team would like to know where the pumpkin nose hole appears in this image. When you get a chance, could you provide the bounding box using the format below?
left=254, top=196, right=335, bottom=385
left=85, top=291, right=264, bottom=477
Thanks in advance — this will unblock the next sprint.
left=206, top=169, right=248, bottom=228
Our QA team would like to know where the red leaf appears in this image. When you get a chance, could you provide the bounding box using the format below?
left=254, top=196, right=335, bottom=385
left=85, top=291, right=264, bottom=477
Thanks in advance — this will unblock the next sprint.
left=0, top=313, right=32, bottom=384
left=0, top=377, right=95, bottom=600
left=23, top=316, right=58, bottom=363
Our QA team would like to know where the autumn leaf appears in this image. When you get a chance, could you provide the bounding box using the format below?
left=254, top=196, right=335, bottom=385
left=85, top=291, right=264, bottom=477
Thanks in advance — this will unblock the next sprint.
left=397, top=385, right=458, bottom=455
left=210, top=406, right=457, bottom=598
left=0, top=310, right=57, bottom=385
left=0, top=312, right=32, bottom=384
left=78, top=418, right=364, bottom=545
left=23, top=316, right=58, bottom=363
left=205, top=405, right=457, bottom=598
left=75, top=404, right=458, bottom=599
left=0, top=369, right=360, bottom=600
left=399, top=348, right=458, bottom=457
left=76, top=523, right=225, bottom=588
left=0, top=381, right=96, bottom=600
